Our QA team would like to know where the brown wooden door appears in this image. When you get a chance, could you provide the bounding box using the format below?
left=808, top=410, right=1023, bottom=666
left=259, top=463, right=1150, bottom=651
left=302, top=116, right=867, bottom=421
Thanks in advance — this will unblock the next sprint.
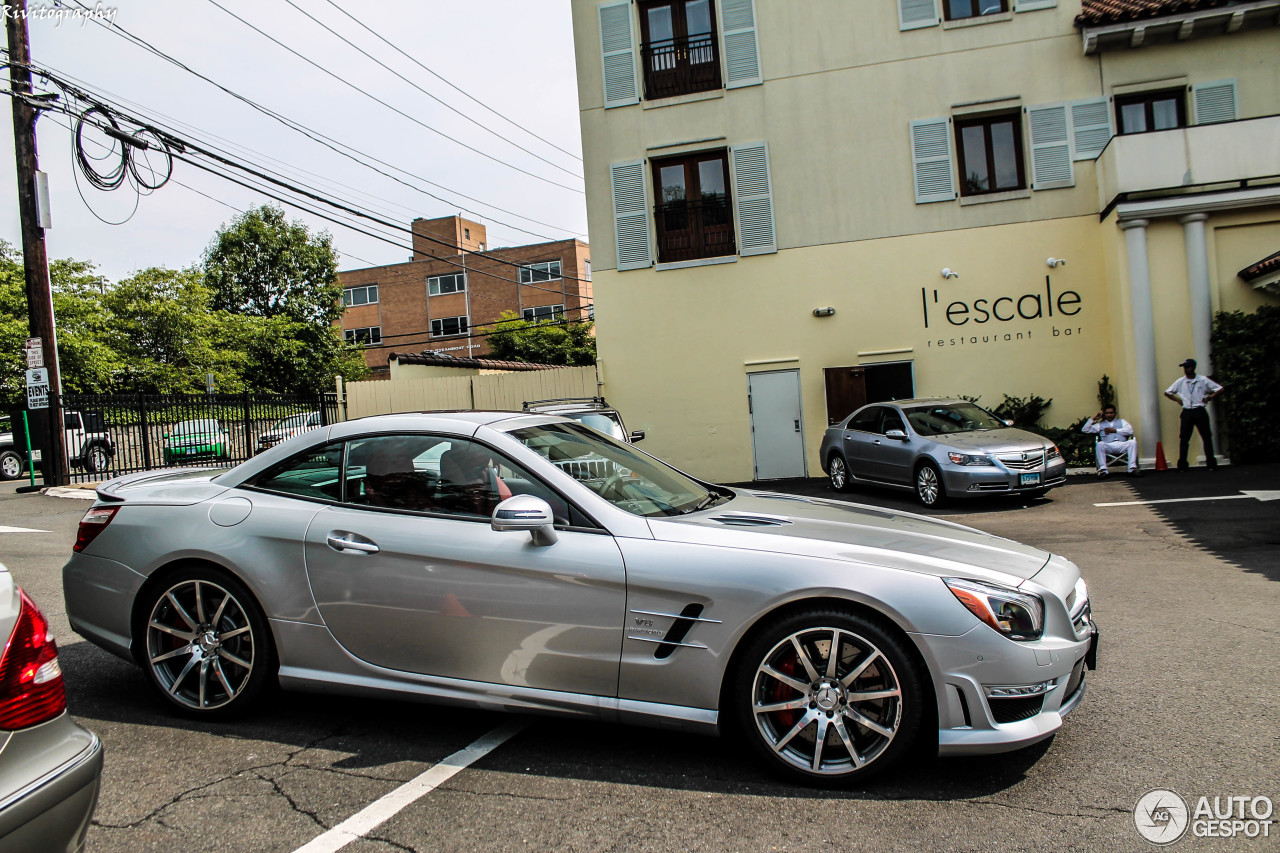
left=824, top=366, right=866, bottom=425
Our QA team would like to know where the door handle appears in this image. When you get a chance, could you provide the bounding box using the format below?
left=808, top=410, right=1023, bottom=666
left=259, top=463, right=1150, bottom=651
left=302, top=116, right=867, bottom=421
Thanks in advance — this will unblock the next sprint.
left=794, top=419, right=800, bottom=432
left=326, top=532, right=379, bottom=554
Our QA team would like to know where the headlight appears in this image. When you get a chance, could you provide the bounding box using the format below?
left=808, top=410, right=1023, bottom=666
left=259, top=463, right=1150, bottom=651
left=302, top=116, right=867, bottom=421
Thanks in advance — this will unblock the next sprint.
left=944, top=578, right=1044, bottom=641
left=947, top=451, right=990, bottom=466
left=1046, top=445, right=1061, bottom=459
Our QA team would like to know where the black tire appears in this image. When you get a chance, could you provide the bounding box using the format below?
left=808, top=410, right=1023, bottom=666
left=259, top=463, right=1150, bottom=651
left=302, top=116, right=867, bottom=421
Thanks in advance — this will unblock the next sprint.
left=0, top=449, right=22, bottom=481
left=83, top=443, right=112, bottom=475
left=827, top=453, right=851, bottom=493
left=137, top=565, right=275, bottom=718
left=731, top=607, right=925, bottom=786
left=914, top=462, right=946, bottom=508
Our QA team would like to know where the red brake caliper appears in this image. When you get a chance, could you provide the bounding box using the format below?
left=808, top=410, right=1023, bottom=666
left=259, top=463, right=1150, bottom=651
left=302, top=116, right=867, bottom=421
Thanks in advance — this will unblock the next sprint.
left=769, top=648, right=801, bottom=730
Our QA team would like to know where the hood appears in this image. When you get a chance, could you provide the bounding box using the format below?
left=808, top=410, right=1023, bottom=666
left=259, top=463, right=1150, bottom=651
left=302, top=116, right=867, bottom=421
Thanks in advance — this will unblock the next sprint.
left=95, top=467, right=231, bottom=506
left=930, top=427, right=1052, bottom=453
left=648, top=490, right=1050, bottom=585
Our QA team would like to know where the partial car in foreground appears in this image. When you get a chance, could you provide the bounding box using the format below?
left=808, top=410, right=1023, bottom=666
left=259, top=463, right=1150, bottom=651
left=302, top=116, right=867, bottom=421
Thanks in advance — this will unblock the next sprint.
left=820, top=398, right=1067, bottom=507
left=64, top=411, right=1096, bottom=785
left=0, top=565, right=102, bottom=852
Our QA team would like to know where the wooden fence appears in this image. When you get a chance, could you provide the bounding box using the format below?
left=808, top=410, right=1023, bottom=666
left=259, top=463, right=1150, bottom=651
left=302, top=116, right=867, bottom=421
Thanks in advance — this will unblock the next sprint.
left=345, top=366, right=599, bottom=420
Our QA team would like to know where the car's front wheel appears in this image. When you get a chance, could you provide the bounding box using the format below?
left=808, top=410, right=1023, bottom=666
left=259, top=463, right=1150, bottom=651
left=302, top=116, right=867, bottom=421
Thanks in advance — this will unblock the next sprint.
left=732, top=608, right=924, bottom=785
left=915, top=462, right=945, bottom=507
left=139, top=566, right=274, bottom=717
left=0, top=449, right=22, bottom=480
left=827, top=454, right=851, bottom=492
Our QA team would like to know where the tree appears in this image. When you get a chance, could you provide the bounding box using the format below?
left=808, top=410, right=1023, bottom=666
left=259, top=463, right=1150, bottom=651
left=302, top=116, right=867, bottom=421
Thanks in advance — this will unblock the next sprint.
left=486, top=312, right=596, bottom=366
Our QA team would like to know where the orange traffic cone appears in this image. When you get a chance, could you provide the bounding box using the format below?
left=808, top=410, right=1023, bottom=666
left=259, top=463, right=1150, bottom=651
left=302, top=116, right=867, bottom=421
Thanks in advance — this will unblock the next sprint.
left=1154, top=441, right=1168, bottom=471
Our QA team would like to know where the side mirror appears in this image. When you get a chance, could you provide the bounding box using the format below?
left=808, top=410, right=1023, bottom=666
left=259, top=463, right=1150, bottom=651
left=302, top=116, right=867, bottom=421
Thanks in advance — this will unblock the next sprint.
left=491, top=494, right=558, bottom=546
left=885, top=429, right=908, bottom=441
left=629, top=429, right=646, bottom=443
left=1004, top=419, right=1014, bottom=427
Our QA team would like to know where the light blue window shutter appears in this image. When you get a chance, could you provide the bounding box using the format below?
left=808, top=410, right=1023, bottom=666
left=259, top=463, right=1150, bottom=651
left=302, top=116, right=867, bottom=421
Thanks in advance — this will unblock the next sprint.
left=910, top=118, right=955, bottom=204
left=899, top=0, right=939, bottom=30
left=731, top=143, right=776, bottom=256
left=599, top=2, right=638, bottom=108
left=720, top=0, right=761, bottom=89
left=1027, top=103, right=1074, bottom=189
left=1014, top=0, right=1057, bottom=11
left=611, top=160, right=652, bottom=270
left=1070, top=97, right=1112, bottom=160
left=1193, top=79, right=1237, bottom=125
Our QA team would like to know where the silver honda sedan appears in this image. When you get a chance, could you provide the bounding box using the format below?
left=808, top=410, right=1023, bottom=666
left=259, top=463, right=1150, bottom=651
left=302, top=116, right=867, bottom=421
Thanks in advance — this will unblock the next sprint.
left=63, top=411, right=1096, bottom=785
left=819, top=398, right=1068, bottom=507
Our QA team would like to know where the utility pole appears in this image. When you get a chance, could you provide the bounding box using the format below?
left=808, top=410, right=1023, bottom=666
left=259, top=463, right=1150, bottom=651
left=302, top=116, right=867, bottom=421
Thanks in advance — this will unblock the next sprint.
left=7, top=0, right=66, bottom=486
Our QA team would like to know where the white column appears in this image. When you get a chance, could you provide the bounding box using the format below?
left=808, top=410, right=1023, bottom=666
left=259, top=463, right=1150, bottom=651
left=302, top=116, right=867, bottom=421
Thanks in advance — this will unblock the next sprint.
left=1180, top=213, right=1213, bottom=376
left=1120, top=219, right=1160, bottom=458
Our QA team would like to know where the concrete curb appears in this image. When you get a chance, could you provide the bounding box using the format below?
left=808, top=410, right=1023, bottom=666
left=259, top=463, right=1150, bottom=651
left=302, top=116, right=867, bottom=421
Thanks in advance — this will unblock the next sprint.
left=43, top=486, right=98, bottom=500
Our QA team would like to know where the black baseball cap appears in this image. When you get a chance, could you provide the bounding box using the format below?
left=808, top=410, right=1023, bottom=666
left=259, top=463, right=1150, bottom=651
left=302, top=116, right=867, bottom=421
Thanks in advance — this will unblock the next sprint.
left=1179, top=358, right=1196, bottom=368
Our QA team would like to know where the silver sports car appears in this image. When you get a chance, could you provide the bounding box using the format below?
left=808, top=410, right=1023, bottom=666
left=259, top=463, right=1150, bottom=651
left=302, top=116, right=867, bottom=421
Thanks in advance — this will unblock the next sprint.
left=820, top=399, right=1068, bottom=507
left=63, top=411, right=1097, bottom=784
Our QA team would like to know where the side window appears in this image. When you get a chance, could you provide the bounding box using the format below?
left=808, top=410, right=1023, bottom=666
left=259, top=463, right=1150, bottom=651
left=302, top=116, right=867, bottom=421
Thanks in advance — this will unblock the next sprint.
left=848, top=407, right=883, bottom=433
left=881, top=410, right=906, bottom=434
left=251, top=441, right=345, bottom=502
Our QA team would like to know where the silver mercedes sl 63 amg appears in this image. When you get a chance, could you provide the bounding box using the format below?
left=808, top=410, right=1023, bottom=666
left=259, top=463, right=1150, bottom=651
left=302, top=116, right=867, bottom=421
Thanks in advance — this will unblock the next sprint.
left=63, top=411, right=1097, bottom=785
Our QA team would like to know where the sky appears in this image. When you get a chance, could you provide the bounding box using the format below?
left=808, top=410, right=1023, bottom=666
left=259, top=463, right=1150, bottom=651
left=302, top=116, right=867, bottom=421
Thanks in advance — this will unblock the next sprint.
left=1, top=0, right=587, bottom=282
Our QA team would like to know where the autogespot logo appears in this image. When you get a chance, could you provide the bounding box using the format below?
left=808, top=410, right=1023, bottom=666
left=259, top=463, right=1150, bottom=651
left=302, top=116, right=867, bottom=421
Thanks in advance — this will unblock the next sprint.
left=1135, top=789, right=1190, bottom=845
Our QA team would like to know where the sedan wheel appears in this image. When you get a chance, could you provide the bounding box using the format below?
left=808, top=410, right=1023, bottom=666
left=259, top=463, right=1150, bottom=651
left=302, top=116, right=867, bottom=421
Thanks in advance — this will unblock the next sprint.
left=828, top=455, right=850, bottom=492
left=734, top=609, right=922, bottom=784
left=0, top=450, right=21, bottom=480
left=142, top=568, right=272, bottom=716
left=915, top=462, right=945, bottom=507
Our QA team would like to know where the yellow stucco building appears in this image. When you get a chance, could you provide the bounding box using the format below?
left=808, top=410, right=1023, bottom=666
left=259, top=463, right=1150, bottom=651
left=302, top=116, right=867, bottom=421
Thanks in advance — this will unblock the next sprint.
left=571, top=0, right=1280, bottom=482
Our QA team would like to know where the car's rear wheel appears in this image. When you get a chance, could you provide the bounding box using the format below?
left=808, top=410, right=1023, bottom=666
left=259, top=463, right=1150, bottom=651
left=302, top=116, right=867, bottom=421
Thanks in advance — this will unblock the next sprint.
left=140, top=566, right=273, bottom=717
left=915, top=462, right=945, bottom=508
left=0, top=450, right=22, bottom=480
left=83, top=443, right=111, bottom=475
left=828, top=454, right=851, bottom=492
left=732, top=608, right=924, bottom=785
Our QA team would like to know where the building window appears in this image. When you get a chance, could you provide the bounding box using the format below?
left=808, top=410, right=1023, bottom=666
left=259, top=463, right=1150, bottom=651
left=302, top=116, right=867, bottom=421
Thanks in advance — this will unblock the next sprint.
left=1115, top=89, right=1186, bottom=135
left=584, top=259, right=592, bottom=281
left=954, top=113, right=1025, bottom=196
left=519, top=261, right=562, bottom=284
left=639, top=0, right=722, bottom=100
left=344, top=326, right=381, bottom=346
left=523, top=304, right=565, bottom=323
left=431, top=316, right=469, bottom=338
left=428, top=273, right=466, bottom=296
left=944, top=0, right=1008, bottom=21
left=652, top=149, right=734, bottom=262
left=342, top=285, right=378, bottom=307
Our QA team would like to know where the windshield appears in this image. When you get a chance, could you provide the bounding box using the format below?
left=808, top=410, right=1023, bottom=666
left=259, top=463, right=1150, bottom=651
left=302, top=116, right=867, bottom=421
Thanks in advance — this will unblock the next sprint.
left=567, top=411, right=626, bottom=441
left=507, top=421, right=725, bottom=517
left=904, top=403, right=1006, bottom=436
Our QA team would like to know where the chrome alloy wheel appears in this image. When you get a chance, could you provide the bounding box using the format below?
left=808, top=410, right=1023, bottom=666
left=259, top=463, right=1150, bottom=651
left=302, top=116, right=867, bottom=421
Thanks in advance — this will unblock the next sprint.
left=146, top=580, right=255, bottom=711
left=751, top=627, right=903, bottom=775
left=916, top=465, right=941, bottom=506
left=828, top=455, right=848, bottom=491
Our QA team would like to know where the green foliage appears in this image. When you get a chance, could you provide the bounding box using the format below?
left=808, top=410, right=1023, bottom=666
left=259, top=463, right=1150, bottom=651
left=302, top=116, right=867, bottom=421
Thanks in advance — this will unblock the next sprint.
left=1097, top=375, right=1116, bottom=411
left=992, top=392, right=1092, bottom=466
left=1211, top=306, right=1280, bottom=463
left=992, top=393, right=1053, bottom=429
left=486, top=311, right=597, bottom=366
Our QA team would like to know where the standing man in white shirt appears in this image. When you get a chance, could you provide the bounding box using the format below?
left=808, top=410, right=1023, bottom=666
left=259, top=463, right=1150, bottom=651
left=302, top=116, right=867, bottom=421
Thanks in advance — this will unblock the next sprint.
left=1083, top=404, right=1141, bottom=477
left=1164, top=358, right=1225, bottom=471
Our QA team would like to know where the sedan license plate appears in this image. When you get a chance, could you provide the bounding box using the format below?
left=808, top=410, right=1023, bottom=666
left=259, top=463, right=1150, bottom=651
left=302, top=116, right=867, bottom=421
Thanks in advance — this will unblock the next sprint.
left=1019, top=472, right=1041, bottom=487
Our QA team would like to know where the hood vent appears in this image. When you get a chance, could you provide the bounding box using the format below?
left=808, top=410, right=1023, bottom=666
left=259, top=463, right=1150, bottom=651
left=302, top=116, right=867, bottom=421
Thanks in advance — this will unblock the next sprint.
left=711, top=513, right=792, bottom=527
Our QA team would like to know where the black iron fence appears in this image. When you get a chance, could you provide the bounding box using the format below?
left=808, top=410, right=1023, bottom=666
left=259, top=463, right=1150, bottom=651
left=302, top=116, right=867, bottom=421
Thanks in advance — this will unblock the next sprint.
left=50, top=391, right=341, bottom=485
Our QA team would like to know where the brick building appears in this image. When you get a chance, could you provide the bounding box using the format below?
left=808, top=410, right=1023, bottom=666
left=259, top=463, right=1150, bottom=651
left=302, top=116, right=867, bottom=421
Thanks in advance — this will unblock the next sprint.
left=339, top=215, right=592, bottom=376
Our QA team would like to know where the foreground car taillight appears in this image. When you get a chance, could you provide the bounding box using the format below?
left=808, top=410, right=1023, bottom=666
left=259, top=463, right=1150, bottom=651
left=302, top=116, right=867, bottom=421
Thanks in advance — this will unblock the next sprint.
left=944, top=578, right=1044, bottom=641
left=0, top=589, right=67, bottom=728
left=74, top=506, right=119, bottom=553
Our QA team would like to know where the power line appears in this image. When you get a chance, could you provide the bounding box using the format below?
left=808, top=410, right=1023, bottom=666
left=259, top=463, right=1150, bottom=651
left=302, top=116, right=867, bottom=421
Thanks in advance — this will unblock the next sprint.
left=202, top=0, right=584, bottom=194
left=282, top=0, right=582, bottom=180
left=59, top=3, right=583, bottom=242
left=318, top=0, right=582, bottom=165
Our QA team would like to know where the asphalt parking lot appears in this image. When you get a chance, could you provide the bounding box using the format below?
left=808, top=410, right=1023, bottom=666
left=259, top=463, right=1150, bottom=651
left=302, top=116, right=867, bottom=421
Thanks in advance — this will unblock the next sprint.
left=1, top=466, right=1277, bottom=852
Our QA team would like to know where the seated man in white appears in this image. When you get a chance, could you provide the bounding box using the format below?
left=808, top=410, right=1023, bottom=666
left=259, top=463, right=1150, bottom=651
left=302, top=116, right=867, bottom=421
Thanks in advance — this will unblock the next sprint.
left=1082, top=404, right=1142, bottom=478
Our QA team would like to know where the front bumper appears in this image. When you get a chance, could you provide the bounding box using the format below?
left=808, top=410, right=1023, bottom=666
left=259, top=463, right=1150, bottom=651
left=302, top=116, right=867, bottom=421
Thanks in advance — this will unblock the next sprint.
left=942, top=458, right=1068, bottom=497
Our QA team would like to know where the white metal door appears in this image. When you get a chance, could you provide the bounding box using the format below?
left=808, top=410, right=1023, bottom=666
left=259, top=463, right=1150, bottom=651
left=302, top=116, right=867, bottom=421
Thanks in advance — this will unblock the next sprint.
left=748, top=370, right=807, bottom=480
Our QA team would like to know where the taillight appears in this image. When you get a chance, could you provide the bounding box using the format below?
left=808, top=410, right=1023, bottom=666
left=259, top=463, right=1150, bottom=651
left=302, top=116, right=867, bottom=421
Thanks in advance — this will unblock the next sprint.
left=74, top=505, right=119, bottom=553
left=0, top=589, right=67, bottom=729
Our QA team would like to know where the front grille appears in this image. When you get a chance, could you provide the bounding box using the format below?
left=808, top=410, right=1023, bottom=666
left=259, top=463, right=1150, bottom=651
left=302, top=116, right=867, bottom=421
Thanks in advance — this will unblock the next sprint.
left=988, top=695, right=1045, bottom=724
left=997, top=452, right=1045, bottom=471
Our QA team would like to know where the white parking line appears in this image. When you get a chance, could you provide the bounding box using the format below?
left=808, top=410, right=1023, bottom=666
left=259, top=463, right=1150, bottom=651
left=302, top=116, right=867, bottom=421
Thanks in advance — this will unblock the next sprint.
left=0, top=526, right=50, bottom=533
left=291, top=720, right=527, bottom=853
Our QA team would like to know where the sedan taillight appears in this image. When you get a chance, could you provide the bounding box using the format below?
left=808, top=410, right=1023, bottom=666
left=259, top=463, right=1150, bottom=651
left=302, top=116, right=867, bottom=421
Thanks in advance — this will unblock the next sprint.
left=74, top=506, right=119, bottom=553
left=0, top=589, right=67, bottom=729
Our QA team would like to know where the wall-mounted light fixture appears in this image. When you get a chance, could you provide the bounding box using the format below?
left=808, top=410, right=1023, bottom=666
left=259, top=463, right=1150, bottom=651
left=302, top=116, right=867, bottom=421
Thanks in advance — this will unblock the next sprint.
left=1047, top=257, right=1067, bottom=268
left=940, top=268, right=959, bottom=279
left=812, top=306, right=836, bottom=317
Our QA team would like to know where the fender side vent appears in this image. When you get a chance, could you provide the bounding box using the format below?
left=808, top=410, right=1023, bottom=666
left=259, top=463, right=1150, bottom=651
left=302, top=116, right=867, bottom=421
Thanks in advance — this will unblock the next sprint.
left=711, top=513, right=792, bottom=527
left=655, top=604, right=704, bottom=660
